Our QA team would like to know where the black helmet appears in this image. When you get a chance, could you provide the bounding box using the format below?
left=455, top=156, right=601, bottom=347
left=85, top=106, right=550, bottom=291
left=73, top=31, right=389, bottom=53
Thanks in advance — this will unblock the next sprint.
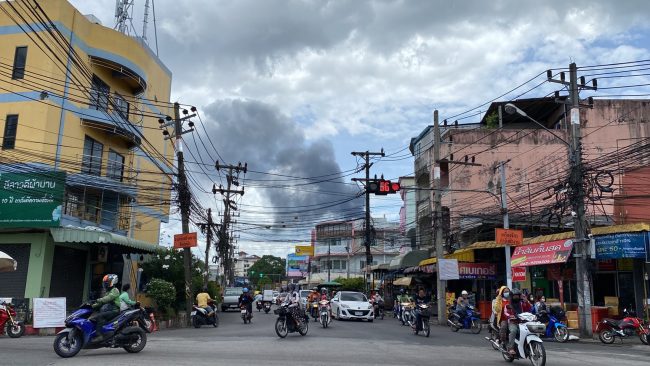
left=511, top=288, right=522, bottom=296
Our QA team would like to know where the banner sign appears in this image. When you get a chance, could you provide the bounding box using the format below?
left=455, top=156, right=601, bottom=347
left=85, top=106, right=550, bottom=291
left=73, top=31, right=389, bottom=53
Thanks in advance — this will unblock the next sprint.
left=0, top=171, right=65, bottom=228
left=511, top=239, right=574, bottom=267
left=458, top=263, right=497, bottom=279
left=286, top=254, right=308, bottom=278
left=495, top=228, right=524, bottom=246
left=595, top=232, right=647, bottom=259
left=33, top=297, right=66, bottom=328
left=512, top=267, right=527, bottom=282
left=174, top=233, right=197, bottom=248
left=439, top=259, right=459, bottom=280
left=295, top=245, right=314, bottom=256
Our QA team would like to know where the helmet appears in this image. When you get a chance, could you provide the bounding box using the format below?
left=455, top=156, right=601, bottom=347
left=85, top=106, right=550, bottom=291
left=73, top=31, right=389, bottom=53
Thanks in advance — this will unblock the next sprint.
left=102, top=274, right=118, bottom=288
left=321, top=288, right=328, bottom=295
left=400, top=288, right=405, bottom=294
left=461, top=290, right=468, bottom=296
left=312, top=287, right=319, bottom=292
left=511, top=288, right=521, bottom=296
left=243, top=288, right=249, bottom=293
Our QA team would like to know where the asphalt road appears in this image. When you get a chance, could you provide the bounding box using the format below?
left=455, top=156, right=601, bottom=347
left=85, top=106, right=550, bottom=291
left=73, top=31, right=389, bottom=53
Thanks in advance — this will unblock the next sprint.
left=1, top=306, right=649, bottom=366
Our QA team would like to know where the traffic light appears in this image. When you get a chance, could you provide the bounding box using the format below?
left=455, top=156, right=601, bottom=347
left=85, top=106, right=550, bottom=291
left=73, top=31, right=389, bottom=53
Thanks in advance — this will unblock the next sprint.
left=259, top=273, right=264, bottom=278
left=367, top=179, right=400, bottom=195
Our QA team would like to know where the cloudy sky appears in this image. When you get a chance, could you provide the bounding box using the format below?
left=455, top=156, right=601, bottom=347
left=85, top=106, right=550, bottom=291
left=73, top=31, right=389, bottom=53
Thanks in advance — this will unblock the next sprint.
left=70, top=0, right=650, bottom=258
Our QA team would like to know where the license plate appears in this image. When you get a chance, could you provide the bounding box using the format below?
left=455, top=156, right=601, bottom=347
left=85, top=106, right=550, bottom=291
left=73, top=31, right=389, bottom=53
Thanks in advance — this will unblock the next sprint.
left=241, top=310, right=247, bottom=314
left=355, top=312, right=363, bottom=316
left=191, top=311, right=196, bottom=316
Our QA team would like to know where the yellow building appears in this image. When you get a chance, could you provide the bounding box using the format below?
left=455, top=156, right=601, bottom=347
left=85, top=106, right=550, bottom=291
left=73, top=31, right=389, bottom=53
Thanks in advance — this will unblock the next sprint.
left=0, top=0, right=173, bottom=307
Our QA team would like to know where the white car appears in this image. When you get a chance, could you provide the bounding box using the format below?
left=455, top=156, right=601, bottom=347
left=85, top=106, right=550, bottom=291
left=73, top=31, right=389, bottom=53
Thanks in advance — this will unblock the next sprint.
left=331, top=291, right=374, bottom=322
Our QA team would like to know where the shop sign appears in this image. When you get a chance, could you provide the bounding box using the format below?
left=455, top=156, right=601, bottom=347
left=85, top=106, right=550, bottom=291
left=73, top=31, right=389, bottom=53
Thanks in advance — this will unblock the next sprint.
left=595, top=232, right=647, bottom=259
left=512, top=267, right=527, bottom=282
left=295, top=245, right=314, bottom=256
left=511, top=239, right=574, bottom=267
left=0, top=171, right=65, bottom=228
left=496, top=228, right=524, bottom=246
left=597, top=259, right=616, bottom=271
left=458, top=263, right=497, bottom=279
left=439, top=259, right=459, bottom=280
left=174, top=232, right=197, bottom=248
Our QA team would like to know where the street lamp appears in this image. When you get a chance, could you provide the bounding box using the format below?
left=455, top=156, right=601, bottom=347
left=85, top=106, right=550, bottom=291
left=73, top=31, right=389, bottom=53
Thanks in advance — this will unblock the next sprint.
left=503, top=103, right=570, bottom=147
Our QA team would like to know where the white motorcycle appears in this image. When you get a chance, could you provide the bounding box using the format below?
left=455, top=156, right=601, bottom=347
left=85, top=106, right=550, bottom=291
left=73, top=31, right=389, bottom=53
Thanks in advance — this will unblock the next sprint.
left=486, top=312, right=546, bottom=366
left=318, top=300, right=331, bottom=328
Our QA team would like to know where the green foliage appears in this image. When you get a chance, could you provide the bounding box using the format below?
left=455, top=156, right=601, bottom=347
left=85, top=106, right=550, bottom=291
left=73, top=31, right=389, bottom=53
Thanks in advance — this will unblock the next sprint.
left=334, top=277, right=366, bottom=292
left=485, top=111, right=499, bottom=129
left=247, top=255, right=286, bottom=286
left=141, top=248, right=207, bottom=310
left=146, top=278, right=176, bottom=312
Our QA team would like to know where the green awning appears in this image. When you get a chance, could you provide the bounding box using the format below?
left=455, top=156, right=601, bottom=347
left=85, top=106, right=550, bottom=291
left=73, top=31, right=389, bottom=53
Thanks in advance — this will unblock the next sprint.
left=389, top=250, right=429, bottom=270
left=50, top=228, right=159, bottom=253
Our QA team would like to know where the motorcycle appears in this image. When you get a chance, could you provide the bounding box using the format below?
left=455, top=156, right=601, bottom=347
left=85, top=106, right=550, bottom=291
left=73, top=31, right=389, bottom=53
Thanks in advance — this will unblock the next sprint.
left=400, top=302, right=414, bottom=326
left=486, top=312, right=546, bottom=366
left=596, top=308, right=649, bottom=345
left=310, top=301, right=319, bottom=322
left=53, top=303, right=149, bottom=358
left=448, top=305, right=482, bottom=334
left=536, top=307, right=568, bottom=343
left=263, top=301, right=272, bottom=314
left=191, top=300, right=219, bottom=328
left=411, top=303, right=431, bottom=337
left=241, top=305, right=252, bottom=324
left=274, top=303, right=308, bottom=338
left=256, top=300, right=263, bottom=312
left=372, top=299, right=385, bottom=320
left=319, top=300, right=331, bottom=328
left=0, top=301, right=25, bottom=338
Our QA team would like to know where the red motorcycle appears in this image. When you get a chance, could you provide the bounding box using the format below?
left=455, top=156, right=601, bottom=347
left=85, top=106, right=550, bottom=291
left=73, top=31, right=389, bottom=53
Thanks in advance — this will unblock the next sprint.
left=0, top=301, right=25, bottom=338
left=596, top=308, right=649, bottom=344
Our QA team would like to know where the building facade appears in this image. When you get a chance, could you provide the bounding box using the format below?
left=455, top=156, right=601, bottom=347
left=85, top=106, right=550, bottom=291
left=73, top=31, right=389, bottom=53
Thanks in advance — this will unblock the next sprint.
left=398, top=176, right=416, bottom=249
left=0, top=0, right=172, bottom=307
left=234, top=251, right=260, bottom=278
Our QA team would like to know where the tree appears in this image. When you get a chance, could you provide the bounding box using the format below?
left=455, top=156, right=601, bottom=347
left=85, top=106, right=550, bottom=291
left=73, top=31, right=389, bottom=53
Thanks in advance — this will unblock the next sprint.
left=334, top=277, right=365, bottom=292
left=247, top=255, right=286, bottom=286
left=485, top=111, right=499, bottom=129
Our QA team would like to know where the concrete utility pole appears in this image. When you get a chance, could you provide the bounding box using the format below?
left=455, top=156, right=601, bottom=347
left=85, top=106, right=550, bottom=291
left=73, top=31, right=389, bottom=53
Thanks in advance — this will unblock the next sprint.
left=548, top=63, right=597, bottom=337
left=199, top=208, right=219, bottom=289
left=351, top=149, right=385, bottom=293
left=500, top=161, right=512, bottom=290
left=214, top=162, right=246, bottom=288
left=432, top=110, right=446, bottom=325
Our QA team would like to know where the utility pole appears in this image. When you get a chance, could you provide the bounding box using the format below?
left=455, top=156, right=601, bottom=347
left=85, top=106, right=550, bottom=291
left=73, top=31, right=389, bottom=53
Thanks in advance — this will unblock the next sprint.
left=500, top=161, right=512, bottom=290
left=327, top=240, right=331, bottom=282
left=432, top=110, right=446, bottom=325
left=160, top=102, right=196, bottom=325
left=214, top=161, right=246, bottom=288
left=198, top=208, right=219, bottom=289
left=548, top=63, right=597, bottom=337
left=351, top=149, right=385, bottom=293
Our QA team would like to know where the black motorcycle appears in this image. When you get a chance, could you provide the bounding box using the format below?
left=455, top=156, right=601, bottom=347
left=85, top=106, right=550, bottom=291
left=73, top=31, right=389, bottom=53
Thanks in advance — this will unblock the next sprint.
left=256, top=301, right=263, bottom=312
left=263, top=301, right=272, bottom=314
left=274, top=303, right=308, bottom=338
left=191, top=301, right=219, bottom=328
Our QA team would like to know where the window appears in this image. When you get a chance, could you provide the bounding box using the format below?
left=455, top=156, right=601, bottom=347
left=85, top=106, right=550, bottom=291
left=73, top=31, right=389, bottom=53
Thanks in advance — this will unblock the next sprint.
left=106, top=149, right=124, bottom=181
left=82, top=136, right=103, bottom=176
left=332, top=260, right=340, bottom=270
left=12, top=46, right=27, bottom=79
left=2, top=115, right=18, bottom=149
left=113, top=92, right=129, bottom=120
left=90, top=75, right=109, bottom=111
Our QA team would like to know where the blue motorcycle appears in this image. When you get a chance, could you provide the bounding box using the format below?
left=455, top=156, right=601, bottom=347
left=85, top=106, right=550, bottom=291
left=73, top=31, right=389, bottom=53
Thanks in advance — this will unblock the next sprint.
left=448, top=305, right=482, bottom=334
left=53, top=303, right=150, bottom=358
left=538, top=308, right=569, bottom=343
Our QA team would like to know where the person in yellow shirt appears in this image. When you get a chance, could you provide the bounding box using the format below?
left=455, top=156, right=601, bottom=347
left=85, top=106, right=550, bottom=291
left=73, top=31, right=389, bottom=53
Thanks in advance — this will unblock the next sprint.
left=196, top=287, right=214, bottom=316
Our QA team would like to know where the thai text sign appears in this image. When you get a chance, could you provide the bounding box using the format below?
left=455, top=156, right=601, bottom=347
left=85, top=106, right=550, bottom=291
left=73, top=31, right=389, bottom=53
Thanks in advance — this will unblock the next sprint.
left=295, top=245, right=314, bottom=256
left=458, top=263, right=497, bottom=279
left=174, top=232, right=197, bottom=248
left=0, top=171, right=65, bottom=228
left=33, top=297, right=66, bottom=328
left=512, top=267, right=527, bottom=282
left=495, top=228, right=524, bottom=246
left=510, top=239, right=574, bottom=267
left=595, top=232, right=647, bottom=259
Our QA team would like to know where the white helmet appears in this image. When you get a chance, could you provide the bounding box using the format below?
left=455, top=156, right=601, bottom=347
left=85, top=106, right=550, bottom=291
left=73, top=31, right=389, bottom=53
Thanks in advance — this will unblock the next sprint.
left=461, top=290, right=468, bottom=296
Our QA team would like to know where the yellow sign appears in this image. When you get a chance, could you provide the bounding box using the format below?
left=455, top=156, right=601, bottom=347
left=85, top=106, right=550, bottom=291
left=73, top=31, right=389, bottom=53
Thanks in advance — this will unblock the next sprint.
left=446, top=292, right=456, bottom=307
left=295, top=245, right=314, bottom=256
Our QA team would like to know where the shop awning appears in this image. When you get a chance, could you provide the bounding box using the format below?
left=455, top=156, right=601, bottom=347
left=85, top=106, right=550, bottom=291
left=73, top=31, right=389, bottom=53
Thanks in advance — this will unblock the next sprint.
left=389, top=250, right=429, bottom=270
left=368, top=263, right=391, bottom=272
left=50, top=228, right=159, bottom=253
left=393, top=276, right=413, bottom=286
left=418, top=248, right=475, bottom=266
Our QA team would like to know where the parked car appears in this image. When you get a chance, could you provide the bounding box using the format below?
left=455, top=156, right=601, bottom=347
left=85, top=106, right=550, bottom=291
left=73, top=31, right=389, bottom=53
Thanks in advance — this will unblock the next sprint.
left=221, top=287, right=243, bottom=312
left=331, top=291, right=374, bottom=322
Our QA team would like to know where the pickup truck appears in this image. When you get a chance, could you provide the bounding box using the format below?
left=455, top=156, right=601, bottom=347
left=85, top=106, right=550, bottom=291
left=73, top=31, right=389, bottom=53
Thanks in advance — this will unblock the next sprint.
left=221, top=287, right=243, bottom=312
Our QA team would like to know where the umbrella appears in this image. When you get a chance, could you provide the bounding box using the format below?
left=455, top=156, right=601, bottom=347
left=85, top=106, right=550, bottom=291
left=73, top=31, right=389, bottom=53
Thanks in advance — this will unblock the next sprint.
left=0, top=250, right=17, bottom=272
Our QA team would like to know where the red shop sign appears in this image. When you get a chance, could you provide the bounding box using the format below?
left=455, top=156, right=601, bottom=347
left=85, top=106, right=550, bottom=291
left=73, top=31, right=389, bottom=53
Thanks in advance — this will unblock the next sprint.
left=511, top=239, right=574, bottom=267
left=512, top=267, right=527, bottom=282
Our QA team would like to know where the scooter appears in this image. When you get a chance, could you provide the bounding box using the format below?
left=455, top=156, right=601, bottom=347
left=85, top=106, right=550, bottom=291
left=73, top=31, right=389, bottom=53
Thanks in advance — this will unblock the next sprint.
left=319, top=300, right=331, bottom=328
left=411, top=303, right=431, bottom=337
left=400, top=302, right=414, bottom=326
left=256, top=301, right=263, bottom=312
left=486, top=312, right=546, bottom=366
left=537, top=307, right=568, bottom=343
left=0, top=301, right=25, bottom=338
left=191, top=300, right=219, bottom=328
left=596, top=308, right=649, bottom=345
left=448, top=305, right=482, bottom=334
left=310, top=302, right=319, bottom=322
left=263, top=301, right=272, bottom=314
left=274, top=303, right=308, bottom=338
left=372, top=300, right=385, bottom=320
left=241, top=305, right=252, bottom=324
left=53, top=303, right=149, bottom=358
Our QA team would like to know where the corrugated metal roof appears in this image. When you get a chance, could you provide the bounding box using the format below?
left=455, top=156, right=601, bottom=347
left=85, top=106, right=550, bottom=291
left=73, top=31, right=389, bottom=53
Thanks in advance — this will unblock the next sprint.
left=50, top=228, right=158, bottom=252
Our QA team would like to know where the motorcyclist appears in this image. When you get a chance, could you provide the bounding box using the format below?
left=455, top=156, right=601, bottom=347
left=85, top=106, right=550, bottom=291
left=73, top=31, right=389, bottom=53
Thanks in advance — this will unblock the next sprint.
left=492, top=286, right=510, bottom=348
left=504, top=288, right=532, bottom=355
left=454, top=290, right=470, bottom=325
left=90, top=274, right=120, bottom=341
left=320, top=288, right=329, bottom=301
left=413, top=288, right=428, bottom=331
left=196, top=286, right=215, bottom=316
left=283, top=284, right=304, bottom=327
left=396, top=288, right=412, bottom=319
left=238, top=288, right=254, bottom=318
left=119, top=283, right=137, bottom=311
left=307, top=287, right=320, bottom=318
left=535, top=296, right=547, bottom=314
